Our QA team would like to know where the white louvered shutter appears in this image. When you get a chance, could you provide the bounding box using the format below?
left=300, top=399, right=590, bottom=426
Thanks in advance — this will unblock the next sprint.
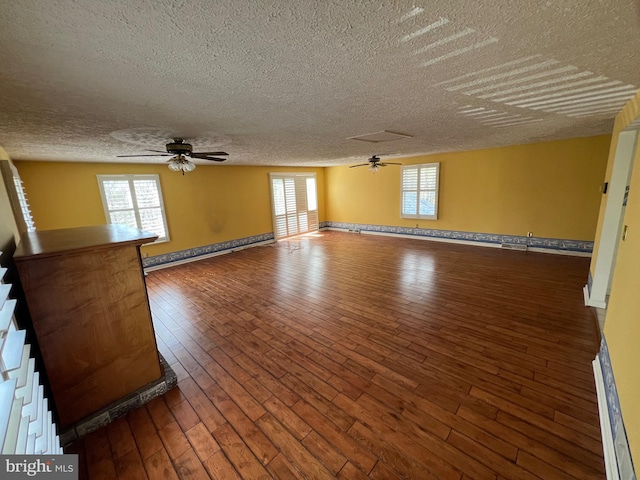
left=270, top=173, right=318, bottom=240
left=401, top=163, right=439, bottom=220
left=97, top=174, right=169, bottom=242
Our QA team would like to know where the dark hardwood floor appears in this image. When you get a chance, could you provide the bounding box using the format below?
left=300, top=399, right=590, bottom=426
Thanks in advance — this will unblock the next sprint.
left=67, top=231, right=605, bottom=479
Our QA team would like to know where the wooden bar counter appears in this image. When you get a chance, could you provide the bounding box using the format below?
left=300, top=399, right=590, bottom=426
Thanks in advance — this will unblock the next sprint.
left=14, top=224, right=162, bottom=428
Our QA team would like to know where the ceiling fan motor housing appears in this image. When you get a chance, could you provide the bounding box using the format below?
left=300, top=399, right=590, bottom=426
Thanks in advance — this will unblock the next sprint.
left=166, top=139, right=193, bottom=155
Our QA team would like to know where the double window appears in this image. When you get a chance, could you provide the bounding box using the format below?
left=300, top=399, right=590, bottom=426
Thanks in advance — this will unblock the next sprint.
left=97, top=174, right=169, bottom=243
left=401, top=163, right=440, bottom=220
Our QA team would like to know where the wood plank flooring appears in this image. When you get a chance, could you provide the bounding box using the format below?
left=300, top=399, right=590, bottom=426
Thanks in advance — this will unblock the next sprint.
left=67, top=231, right=605, bottom=479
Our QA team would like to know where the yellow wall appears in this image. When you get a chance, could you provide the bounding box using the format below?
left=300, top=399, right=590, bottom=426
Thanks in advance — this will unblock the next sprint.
left=599, top=88, right=640, bottom=465
left=326, top=136, right=609, bottom=240
left=15, top=161, right=325, bottom=257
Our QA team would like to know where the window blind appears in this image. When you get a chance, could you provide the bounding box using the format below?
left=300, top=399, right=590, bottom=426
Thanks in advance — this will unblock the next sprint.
left=270, top=173, right=318, bottom=240
left=401, top=162, right=439, bottom=219
left=97, top=174, right=169, bottom=242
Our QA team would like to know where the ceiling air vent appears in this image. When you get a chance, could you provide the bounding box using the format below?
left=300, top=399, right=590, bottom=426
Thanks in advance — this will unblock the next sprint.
left=347, top=130, right=413, bottom=143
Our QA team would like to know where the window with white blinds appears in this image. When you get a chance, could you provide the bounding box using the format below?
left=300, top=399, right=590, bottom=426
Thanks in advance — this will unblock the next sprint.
left=269, top=173, right=318, bottom=240
left=97, top=174, right=169, bottom=242
left=401, top=162, right=440, bottom=219
left=10, top=164, right=35, bottom=232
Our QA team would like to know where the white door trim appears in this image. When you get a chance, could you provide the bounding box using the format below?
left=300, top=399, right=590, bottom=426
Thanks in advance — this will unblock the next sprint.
left=586, top=130, right=638, bottom=308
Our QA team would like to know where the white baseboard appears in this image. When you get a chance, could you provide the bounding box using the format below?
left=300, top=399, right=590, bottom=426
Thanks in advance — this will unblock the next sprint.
left=528, top=246, right=591, bottom=257
left=361, top=229, right=503, bottom=249
left=584, top=284, right=608, bottom=308
left=593, top=357, right=620, bottom=480
left=584, top=284, right=592, bottom=305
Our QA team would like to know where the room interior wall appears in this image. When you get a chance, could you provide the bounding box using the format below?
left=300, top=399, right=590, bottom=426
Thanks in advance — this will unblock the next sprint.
left=590, top=93, right=640, bottom=274
left=596, top=88, right=640, bottom=465
left=14, top=161, right=325, bottom=257
left=325, top=135, right=610, bottom=242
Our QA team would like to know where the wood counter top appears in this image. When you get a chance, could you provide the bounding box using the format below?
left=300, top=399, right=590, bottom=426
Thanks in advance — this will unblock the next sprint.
left=14, top=224, right=158, bottom=260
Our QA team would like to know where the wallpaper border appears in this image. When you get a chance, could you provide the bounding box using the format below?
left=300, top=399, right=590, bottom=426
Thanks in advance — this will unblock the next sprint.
left=144, top=222, right=593, bottom=269
left=143, top=232, right=275, bottom=268
left=597, top=336, right=637, bottom=479
left=322, top=221, right=593, bottom=253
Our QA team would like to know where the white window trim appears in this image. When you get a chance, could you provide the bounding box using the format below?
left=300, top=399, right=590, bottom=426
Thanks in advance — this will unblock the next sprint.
left=97, top=174, right=170, bottom=243
left=401, top=162, right=440, bottom=220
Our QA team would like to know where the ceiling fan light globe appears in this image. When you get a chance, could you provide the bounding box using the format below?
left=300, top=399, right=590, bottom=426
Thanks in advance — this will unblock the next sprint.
left=168, top=161, right=181, bottom=172
left=183, top=160, right=196, bottom=172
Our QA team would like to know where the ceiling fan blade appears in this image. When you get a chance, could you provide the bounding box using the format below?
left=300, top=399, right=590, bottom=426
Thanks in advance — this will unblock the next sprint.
left=192, top=151, right=228, bottom=156
left=380, top=162, right=402, bottom=166
left=191, top=153, right=227, bottom=161
left=145, top=149, right=169, bottom=153
left=116, top=154, right=172, bottom=157
left=349, top=164, right=370, bottom=168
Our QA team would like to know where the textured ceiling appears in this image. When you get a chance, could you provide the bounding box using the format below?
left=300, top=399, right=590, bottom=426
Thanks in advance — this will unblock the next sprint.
left=1, top=0, right=639, bottom=166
